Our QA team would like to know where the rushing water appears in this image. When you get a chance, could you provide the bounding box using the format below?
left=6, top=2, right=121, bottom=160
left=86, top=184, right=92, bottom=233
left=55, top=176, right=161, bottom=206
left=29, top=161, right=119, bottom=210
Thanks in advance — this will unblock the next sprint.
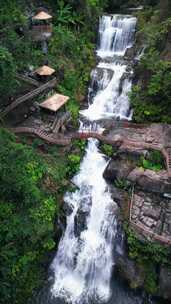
left=38, top=14, right=153, bottom=304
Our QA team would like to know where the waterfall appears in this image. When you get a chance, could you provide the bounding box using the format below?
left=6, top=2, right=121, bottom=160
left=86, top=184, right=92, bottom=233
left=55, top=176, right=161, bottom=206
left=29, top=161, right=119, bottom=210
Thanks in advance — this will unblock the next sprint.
left=50, top=15, right=137, bottom=304
left=98, top=15, right=136, bottom=58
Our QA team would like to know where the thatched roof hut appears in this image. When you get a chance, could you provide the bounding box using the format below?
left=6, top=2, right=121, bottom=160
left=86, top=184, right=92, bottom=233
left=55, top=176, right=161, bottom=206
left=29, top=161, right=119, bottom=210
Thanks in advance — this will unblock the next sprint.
left=32, top=11, right=52, bottom=21
left=34, top=65, right=55, bottom=76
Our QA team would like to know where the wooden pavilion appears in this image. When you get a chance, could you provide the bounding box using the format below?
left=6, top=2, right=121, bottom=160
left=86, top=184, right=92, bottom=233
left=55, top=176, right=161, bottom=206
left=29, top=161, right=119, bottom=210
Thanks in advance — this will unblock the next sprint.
left=34, top=65, right=55, bottom=81
left=31, top=11, right=53, bottom=41
left=40, top=93, right=69, bottom=112
left=39, top=93, right=70, bottom=133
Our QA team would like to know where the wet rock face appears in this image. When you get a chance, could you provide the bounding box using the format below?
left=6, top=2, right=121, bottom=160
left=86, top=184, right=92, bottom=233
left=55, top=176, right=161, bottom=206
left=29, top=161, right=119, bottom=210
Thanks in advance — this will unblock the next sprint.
left=159, top=267, right=171, bottom=300
left=63, top=200, right=74, bottom=216
left=124, top=46, right=135, bottom=60
left=109, top=186, right=125, bottom=206
left=103, top=159, right=133, bottom=181
left=89, top=67, right=114, bottom=103
left=115, top=255, right=145, bottom=289
left=74, top=187, right=92, bottom=238
left=74, top=209, right=89, bottom=237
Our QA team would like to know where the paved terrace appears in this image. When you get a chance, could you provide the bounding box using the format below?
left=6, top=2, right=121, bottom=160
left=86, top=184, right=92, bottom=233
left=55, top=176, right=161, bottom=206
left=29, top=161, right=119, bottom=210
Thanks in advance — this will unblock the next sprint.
left=130, top=190, right=171, bottom=245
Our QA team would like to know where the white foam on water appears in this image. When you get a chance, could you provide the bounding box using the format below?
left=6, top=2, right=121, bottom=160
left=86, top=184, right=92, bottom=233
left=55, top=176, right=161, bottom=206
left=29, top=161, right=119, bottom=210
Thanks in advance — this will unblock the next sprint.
left=51, top=14, right=136, bottom=304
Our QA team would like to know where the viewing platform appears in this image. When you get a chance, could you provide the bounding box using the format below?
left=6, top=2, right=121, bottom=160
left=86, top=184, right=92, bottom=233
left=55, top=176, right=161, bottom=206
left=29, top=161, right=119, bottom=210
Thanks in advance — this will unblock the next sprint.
left=30, top=10, right=53, bottom=41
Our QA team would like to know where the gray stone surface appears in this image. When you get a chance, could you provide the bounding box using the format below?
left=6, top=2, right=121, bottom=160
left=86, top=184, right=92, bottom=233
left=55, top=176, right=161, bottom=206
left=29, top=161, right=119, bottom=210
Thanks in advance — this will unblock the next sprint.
left=103, top=159, right=133, bottom=181
left=131, top=191, right=171, bottom=242
left=128, top=168, right=171, bottom=194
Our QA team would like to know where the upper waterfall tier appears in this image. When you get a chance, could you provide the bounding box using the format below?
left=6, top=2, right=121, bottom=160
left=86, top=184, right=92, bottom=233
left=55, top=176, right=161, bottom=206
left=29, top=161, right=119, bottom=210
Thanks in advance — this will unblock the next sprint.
left=97, top=15, right=136, bottom=58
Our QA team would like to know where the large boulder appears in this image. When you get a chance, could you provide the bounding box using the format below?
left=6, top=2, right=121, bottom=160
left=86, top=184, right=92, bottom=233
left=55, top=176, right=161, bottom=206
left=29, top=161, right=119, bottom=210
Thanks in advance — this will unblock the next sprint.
left=127, top=168, right=171, bottom=194
left=103, top=159, right=133, bottom=181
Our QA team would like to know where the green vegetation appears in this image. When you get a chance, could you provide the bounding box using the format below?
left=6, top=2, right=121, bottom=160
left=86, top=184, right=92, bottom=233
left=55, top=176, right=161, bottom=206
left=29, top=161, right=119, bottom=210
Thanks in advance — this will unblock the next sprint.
left=67, top=154, right=81, bottom=175
left=0, top=46, right=18, bottom=99
left=0, top=0, right=103, bottom=299
left=0, top=128, right=86, bottom=304
left=138, top=150, right=165, bottom=171
left=1, top=0, right=171, bottom=302
left=101, top=143, right=114, bottom=157
left=125, top=224, right=171, bottom=294
left=66, top=139, right=86, bottom=176
left=72, top=139, right=87, bottom=155
left=0, top=0, right=109, bottom=123
left=0, top=129, right=58, bottom=303
left=114, top=177, right=131, bottom=191
left=130, top=2, right=171, bottom=123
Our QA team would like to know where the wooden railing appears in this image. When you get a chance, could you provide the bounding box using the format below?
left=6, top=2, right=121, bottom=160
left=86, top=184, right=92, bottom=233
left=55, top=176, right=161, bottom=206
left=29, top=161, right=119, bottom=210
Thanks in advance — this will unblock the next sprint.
left=1, top=78, right=57, bottom=118
left=16, top=74, right=40, bottom=87
left=10, top=127, right=71, bottom=146
left=8, top=128, right=171, bottom=176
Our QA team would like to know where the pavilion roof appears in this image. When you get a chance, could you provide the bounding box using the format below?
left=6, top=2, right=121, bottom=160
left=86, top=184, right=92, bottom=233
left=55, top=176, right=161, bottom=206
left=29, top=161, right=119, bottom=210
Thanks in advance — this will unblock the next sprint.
left=34, top=65, right=55, bottom=76
left=39, top=93, right=69, bottom=112
left=32, top=11, right=52, bottom=20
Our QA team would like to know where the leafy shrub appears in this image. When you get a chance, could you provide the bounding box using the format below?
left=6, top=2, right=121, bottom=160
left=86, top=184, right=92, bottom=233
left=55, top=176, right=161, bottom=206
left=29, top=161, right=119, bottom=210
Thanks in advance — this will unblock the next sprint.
left=130, top=9, right=171, bottom=123
left=138, top=150, right=165, bottom=171
left=126, top=226, right=170, bottom=264
left=101, top=143, right=113, bottom=157
left=0, top=129, right=59, bottom=303
left=124, top=224, right=171, bottom=294
left=72, top=139, right=87, bottom=154
left=114, top=178, right=131, bottom=191
left=0, top=46, right=17, bottom=99
left=67, top=154, right=81, bottom=176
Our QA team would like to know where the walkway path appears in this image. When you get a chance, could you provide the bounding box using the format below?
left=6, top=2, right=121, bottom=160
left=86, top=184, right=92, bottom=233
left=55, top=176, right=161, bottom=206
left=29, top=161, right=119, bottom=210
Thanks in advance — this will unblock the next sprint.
left=9, top=122, right=171, bottom=176
left=9, top=122, right=171, bottom=246
left=1, top=78, right=57, bottom=118
left=11, top=126, right=71, bottom=146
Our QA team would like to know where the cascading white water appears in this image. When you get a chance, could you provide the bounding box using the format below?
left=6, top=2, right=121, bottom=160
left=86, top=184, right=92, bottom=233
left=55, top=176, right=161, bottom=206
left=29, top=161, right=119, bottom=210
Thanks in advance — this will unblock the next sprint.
left=80, top=62, right=132, bottom=121
left=98, top=15, right=136, bottom=58
left=51, top=14, right=136, bottom=304
left=51, top=139, right=117, bottom=303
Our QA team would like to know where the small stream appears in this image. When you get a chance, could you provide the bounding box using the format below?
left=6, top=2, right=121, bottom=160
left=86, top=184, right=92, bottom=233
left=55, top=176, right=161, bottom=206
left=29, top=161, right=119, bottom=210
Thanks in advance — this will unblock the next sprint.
left=35, top=14, right=156, bottom=304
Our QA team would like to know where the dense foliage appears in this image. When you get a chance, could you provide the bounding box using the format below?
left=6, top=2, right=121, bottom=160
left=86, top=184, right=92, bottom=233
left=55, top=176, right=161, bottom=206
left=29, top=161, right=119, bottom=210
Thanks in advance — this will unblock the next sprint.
left=0, top=1, right=106, bottom=302
left=138, top=150, right=165, bottom=171
left=125, top=225, right=171, bottom=294
left=0, top=129, right=86, bottom=304
left=130, top=1, right=171, bottom=123
left=1, top=0, right=171, bottom=302
left=0, top=0, right=108, bottom=120
left=0, top=129, right=58, bottom=303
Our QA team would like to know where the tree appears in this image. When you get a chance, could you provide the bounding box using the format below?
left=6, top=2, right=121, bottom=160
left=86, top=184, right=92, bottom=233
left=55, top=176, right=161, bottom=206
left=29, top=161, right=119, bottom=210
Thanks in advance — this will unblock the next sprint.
left=0, top=129, right=57, bottom=304
left=0, top=47, right=17, bottom=100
